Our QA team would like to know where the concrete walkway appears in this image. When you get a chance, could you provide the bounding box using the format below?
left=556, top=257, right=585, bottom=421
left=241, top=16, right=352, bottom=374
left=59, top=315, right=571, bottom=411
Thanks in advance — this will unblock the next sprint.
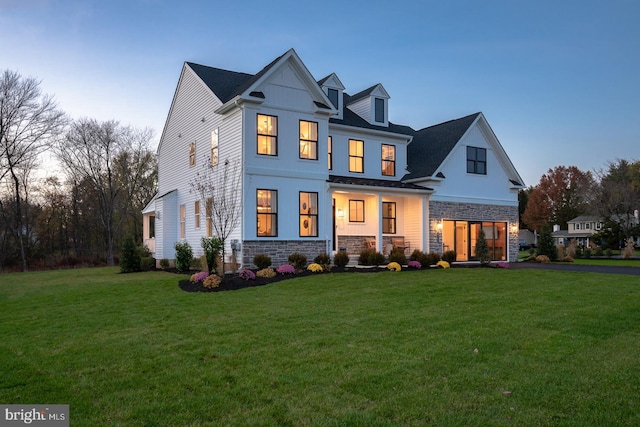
left=508, top=261, right=640, bottom=276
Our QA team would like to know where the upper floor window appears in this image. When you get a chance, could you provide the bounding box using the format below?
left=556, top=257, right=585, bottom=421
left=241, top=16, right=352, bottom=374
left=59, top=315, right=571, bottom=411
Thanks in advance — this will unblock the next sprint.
left=257, top=189, right=277, bottom=237
left=299, top=192, right=318, bottom=237
left=189, top=142, right=195, bottom=167
left=327, top=88, right=339, bottom=109
left=467, top=146, right=486, bottom=175
left=299, top=120, right=318, bottom=160
left=328, top=136, right=333, bottom=170
left=382, top=202, right=396, bottom=234
left=374, top=98, right=385, bottom=123
left=381, top=144, right=395, bottom=176
left=257, top=114, right=277, bottom=156
left=349, top=199, right=364, bottom=222
left=211, top=128, right=219, bottom=165
left=349, top=139, right=364, bottom=173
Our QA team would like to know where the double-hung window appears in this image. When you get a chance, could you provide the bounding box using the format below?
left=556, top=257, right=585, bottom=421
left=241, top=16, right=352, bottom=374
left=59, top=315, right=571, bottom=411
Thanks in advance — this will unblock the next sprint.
left=382, top=202, right=396, bottom=234
left=349, top=200, right=364, bottom=222
left=299, top=192, right=318, bottom=237
left=327, top=136, right=333, bottom=170
left=257, top=189, right=277, bottom=236
left=189, top=143, right=195, bottom=167
left=257, top=114, right=277, bottom=155
left=299, top=120, right=318, bottom=160
left=374, top=98, right=385, bottom=123
left=381, top=144, right=395, bottom=176
left=349, top=139, right=364, bottom=173
left=205, top=198, right=213, bottom=237
left=467, top=146, right=487, bottom=175
left=194, top=200, right=201, bottom=229
left=179, top=204, right=186, bottom=239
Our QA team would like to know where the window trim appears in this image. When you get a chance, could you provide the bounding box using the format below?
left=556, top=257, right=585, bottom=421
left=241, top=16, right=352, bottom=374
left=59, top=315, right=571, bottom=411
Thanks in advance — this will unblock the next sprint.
left=179, top=204, right=186, bottom=239
left=349, top=199, right=365, bottom=223
left=205, top=198, right=213, bottom=237
left=381, top=144, right=396, bottom=176
left=256, top=189, right=278, bottom=237
left=299, top=120, right=318, bottom=160
left=299, top=191, right=319, bottom=237
left=349, top=139, right=364, bottom=173
left=194, top=200, right=201, bottom=229
left=257, top=114, right=278, bottom=156
left=382, top=201, right=396, bottom=234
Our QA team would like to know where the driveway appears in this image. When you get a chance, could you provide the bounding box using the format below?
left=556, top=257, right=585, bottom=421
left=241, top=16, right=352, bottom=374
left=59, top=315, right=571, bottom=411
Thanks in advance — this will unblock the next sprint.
left=509, top=261, right=640, bottom=276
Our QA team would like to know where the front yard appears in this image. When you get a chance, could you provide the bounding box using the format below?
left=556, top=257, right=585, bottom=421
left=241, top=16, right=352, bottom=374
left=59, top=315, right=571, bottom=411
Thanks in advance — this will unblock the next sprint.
left=1, top=267, right=640, bottom=426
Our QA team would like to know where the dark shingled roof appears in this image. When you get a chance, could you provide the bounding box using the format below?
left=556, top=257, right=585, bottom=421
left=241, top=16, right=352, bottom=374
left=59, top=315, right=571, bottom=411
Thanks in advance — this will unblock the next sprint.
left=403, top=113, right=481, bottom=180
left=328, top=175, right=431, bottom=191
left=330, top=93, right=415, bottom=137
left=346, top=84, right=378, bottom=105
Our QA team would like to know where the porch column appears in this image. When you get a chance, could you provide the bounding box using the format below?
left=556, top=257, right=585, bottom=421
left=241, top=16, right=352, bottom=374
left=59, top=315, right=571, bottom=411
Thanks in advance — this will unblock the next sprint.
left=377, top=194, right=383, bottom=253
left=422, top=195, right=428, bottom=253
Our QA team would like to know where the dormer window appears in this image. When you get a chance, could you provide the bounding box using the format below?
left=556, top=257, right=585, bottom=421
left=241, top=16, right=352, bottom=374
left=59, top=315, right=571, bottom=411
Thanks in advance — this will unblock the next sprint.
left=328, top=88, right=339, bottom=109
left=375, top=98, right=385, bottom=123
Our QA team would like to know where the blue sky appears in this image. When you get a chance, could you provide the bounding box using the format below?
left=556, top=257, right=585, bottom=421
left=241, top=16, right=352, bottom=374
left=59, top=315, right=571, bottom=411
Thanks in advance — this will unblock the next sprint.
left=2, top=0, right=638, bottom=186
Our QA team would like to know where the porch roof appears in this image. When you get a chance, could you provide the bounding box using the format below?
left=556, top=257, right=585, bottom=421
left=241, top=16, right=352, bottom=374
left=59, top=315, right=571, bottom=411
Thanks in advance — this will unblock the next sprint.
left=328, top=175, right=431, bottom=192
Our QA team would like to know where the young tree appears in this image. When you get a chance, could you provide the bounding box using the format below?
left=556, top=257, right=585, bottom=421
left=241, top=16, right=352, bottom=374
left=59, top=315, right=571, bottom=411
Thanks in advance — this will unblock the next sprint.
left=190, top=158, right=241, bottom=273
left=475, top=228, right=491, bottom=266
left=0, top=70, right=66, bottom=270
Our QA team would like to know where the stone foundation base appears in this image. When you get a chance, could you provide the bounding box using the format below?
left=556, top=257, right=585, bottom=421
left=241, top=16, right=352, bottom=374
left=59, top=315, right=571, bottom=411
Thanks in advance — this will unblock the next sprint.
left=242, top=240, right=328, bottom=269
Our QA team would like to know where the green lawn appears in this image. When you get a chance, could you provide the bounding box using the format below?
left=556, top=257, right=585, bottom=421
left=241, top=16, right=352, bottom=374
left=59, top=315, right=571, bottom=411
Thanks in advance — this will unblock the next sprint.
left=2, top=267, right=640, bottom=426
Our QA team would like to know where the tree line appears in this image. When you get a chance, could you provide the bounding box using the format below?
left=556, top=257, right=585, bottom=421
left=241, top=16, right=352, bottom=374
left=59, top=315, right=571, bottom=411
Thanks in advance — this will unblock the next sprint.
left=0, top=70, right=157, bottom=272
left=520, top=162, right=640, bottom=248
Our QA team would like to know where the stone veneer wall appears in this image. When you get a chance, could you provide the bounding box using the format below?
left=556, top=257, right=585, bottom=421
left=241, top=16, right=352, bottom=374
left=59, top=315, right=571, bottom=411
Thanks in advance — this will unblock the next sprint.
left=242, top=240, right=328, bottom=269
left=429, top=200, right=519, bottom=262
left=336, top=235, right=375, bottom=254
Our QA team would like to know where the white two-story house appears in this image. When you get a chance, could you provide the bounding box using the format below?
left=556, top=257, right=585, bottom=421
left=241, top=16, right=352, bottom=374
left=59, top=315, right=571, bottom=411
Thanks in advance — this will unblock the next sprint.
left=143, top=49, right=524, bottom=268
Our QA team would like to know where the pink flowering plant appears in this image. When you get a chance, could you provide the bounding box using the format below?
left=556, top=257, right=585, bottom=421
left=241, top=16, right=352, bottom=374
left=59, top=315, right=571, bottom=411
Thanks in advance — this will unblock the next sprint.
left=238, top=269, right=256, bottom=280
left=496, top=261, right=510, bottom=269
left=192, top=271, right=209, bottom=282
left=408, top=260, right=422, bottom=269
left=276, top=264, right=296, bottom=275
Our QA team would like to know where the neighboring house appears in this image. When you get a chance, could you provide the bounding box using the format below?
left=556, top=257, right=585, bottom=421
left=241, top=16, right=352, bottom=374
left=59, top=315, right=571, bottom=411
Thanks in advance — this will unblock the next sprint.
left=552, top=215, right=603, bottom=247
left=142, top=49, right=524, bottom=268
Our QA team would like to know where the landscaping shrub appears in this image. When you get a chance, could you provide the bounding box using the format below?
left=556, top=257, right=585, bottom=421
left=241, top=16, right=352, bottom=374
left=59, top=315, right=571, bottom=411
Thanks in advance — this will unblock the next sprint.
left=190, top=257, right=203, bottom=270
left=605, top=248, right=613, bottom=258
left=575, top=247, right=583, bottom=258
left=174, top=241, right=193, bottom=272
left=388, top=247, right=407, bottom=265
left=562, top=256, right=574, bottom=263
left=253, top=253, right=272, bottom=270
left=203, top=274, right=222, bottom=289
left=140, top=257, right=155, bottom=271
left=256, top=268, right=276, bottom=278
left=536, top=226, right=557, bottom=261
left=276, top=264, right=296, bottom=275
left=120, top=236, right=141, bottom=273
left=535, top=255, right=551, bottom=263
left=387, top=262, right=401, bottom=271
left=159, top=258, right=170, bottom=269
left=583, top=248, right=591, bottom=259
left=594, top=247, right=603, bottom=257
left=238, top=269, right=256, bottom=280
left=369, top=251, right=386, bottom=266
left=201, top=236, right=222, bottom=275
left=426, top=252, right=441, bottom=267
left=475, top=229, right=491, bottom=265
left=288, top=252, right=307, bottom=270
left=442, top=250, right=456, bottom=264
left=359, top=249, right=374, bottom=265
left=623, top=238, right=635, bottom=259
left=314, top=253, right=331, bottom=268
left=307, top=263, right=323, bottom=273
left=333, top=251, right=349, bottom=268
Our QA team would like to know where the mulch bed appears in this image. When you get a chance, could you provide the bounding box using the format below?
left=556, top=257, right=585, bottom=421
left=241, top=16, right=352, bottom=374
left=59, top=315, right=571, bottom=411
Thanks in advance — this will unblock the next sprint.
left=177, top=266, right=405, bottom=293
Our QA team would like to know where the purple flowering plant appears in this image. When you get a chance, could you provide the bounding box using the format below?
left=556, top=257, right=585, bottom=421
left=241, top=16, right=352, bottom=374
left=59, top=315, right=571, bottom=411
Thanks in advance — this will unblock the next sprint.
left=276, top=264, right=296, bottom=275
left=408, top=260, right=422, bottom=269
left=238, top=269, right=256, bottom=280
left=193, top=271, right=209, bottom=282
left=496, top=261, right=510, bottom=269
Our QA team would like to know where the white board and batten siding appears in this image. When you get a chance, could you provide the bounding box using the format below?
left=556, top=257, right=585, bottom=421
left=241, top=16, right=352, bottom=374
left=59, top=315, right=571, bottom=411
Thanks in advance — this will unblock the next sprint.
left=429, top=121, right=518, bottom=206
